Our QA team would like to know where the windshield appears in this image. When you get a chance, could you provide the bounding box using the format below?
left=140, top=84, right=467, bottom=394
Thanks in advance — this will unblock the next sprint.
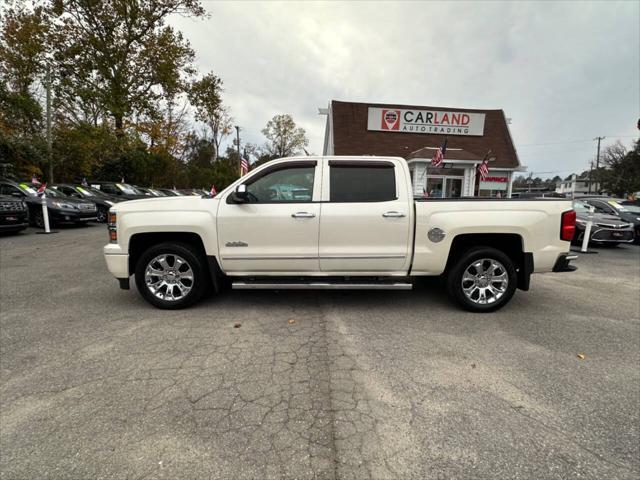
left=612, top=201, right=640, bottom=214
left=75, top=186, right=95, bottom=197
left=572, top=200, right=591, bottom=213
left=116, top=183, right=141, bottom=195
left=85, top=187, right=112, bottom=199
left=17, top=183, right=39, bottom=196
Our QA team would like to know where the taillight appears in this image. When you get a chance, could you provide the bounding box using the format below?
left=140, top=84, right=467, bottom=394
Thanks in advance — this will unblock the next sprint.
left=561, top=209, right=576, bottom=241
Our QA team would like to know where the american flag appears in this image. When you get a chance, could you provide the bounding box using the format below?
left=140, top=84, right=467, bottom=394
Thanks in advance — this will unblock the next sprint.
left=430, top=138, right=447, bottom=167
left=240, top=157, right=249, bottom=175
left=31, top=174, right=41, bottom=185
left=477, top=156, right=490, bottom=181
left=81, top=177, right=88, bottom=187
left=210, top=184, right=217, bottom=196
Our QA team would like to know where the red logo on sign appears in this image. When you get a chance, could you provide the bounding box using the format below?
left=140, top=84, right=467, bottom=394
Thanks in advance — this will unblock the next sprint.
left=381, top=110, right=400, bottom=130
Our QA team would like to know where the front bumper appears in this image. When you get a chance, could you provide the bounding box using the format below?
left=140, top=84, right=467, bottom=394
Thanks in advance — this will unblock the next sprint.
left=104, top=243, right=129, bottom=281
left=553, top=253, right=578, bottom=272
left=50, top=209, right=97, bottom=223
left=0, top=211, right=29, bottom=231
left=590, top=227, right=635, bottom=243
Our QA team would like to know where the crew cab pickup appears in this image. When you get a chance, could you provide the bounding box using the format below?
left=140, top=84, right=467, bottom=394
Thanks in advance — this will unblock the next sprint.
left=104, top=156, right=577, bottom=312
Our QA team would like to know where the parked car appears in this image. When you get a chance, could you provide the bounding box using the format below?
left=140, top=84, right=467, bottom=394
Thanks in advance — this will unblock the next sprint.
left=90, top=182, right=147, bottom=200
left=52, top=184, right=123, bottom=223
left=133, top=186, right=166, bottom=197
left=104, top=156, right=578, bottom=312
left=0, top=178, right=97, bottom=228
left=0, top=194, right=29, bottom=234
left=572, top=199, right=635, bottom=246
left=157, top=188, right=185, bottom=196
left=581, top=197, right=640, bottom=242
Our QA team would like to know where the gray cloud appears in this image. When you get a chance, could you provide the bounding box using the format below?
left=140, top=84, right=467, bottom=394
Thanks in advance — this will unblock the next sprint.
left=170, top=1, right=639, bottom=177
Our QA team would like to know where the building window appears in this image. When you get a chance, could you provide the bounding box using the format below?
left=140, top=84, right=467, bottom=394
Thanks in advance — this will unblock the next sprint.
left=330, top=165, right=396, bottom=202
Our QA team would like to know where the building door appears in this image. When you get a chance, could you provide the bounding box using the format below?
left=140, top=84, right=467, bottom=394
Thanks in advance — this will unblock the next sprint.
left=445, top=177, right=463, bottom=198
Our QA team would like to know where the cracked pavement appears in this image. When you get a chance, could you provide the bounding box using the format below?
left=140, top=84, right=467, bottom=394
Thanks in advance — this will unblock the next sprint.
left=1, top=225, right=639, bottom=479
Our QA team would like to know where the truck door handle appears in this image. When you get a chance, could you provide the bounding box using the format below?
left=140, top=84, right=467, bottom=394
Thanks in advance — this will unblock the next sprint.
left=382, top=211, right=406, bottom=218
left=291, top=212, right=316, bottom=218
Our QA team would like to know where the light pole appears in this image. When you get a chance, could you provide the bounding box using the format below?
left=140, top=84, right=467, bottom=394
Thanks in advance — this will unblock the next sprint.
left=45, top=63, right=53, bottom=183
left=235, top=126, right=241, bottom=176
left=593, top=136, right=605, bottom=193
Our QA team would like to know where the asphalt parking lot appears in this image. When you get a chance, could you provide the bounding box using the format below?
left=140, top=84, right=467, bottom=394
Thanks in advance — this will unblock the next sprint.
left=1, top=225, right=639, bottom=480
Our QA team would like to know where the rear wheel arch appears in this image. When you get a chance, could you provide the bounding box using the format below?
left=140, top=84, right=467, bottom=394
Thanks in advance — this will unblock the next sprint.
left=444, top=233, right=529, bottom=290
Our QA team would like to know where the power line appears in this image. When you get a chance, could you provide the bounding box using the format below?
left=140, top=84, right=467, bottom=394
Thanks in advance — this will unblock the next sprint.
left=517, top=135, right=636, bottom=148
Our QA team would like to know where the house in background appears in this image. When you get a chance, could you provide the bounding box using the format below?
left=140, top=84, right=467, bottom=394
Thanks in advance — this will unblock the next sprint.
left=556, top=174, right=600, bottom=196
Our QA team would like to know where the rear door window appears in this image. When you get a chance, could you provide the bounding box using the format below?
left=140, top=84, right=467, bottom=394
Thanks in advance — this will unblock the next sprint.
left=329, top=162, right=396, bottom=202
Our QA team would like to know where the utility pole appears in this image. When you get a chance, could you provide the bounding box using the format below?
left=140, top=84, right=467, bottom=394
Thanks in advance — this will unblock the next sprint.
left=235, top=126, right=241, bottom=176
left=46, top=64, right=53, bottom=183
left=593, top=136, right=605, bottom=194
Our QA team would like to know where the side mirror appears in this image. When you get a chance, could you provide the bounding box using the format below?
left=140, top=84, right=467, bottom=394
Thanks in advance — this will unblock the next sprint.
left=231, top=184, right=249, bottom=203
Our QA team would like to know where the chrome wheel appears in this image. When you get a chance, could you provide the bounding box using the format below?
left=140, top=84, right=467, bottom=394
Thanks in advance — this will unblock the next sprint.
left=461, top=258, right=509, bottom=305
left=144, top=254, right=194, bottom=302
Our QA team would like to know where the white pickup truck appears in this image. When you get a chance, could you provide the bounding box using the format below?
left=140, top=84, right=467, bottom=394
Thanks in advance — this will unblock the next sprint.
left=104, top=156, right=577, bottom=312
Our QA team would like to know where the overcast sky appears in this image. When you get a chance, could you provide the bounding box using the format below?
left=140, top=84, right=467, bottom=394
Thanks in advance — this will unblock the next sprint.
left=170, top=1, right=639, bottom=178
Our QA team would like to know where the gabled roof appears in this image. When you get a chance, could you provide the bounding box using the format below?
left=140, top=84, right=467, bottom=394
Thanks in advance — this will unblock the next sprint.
left=329, top=100, right=520, bottom=169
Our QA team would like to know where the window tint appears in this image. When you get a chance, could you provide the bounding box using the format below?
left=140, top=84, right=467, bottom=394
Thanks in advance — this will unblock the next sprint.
left=330, top=165, right=396, bottom=202
left=1, top=184, right=24, bottom=197
left=245, top=166, right=315, bottom=203
left=100, top=184, right=118, bottom=194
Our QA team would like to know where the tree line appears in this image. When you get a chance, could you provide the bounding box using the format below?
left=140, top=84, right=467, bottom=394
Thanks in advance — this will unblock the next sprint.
left=512, top=140, right=639, bottom=197
left=0, top=0, right=309, bottom=189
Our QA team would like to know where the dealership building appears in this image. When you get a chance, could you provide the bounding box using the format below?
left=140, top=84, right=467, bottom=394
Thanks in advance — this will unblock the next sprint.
left=320, top=100, right=525, bottom=198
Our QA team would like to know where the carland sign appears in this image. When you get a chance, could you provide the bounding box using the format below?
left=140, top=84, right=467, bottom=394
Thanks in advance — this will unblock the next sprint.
left=367, top=107, right=485, bottom=136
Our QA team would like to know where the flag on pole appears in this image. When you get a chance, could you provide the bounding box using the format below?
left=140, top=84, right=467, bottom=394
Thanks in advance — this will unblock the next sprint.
left=81, top=177, right=88, bottom=187
left=120, top=177, right=125, bottom=183
left=37, top=182, right=47, bottom=194
left=430, top=138, right=447, bottom=167
left=31, top=174, right=41, bottom=185
left=210, top=184, right=217, bottom=196
left=240, top=157, right=249, bottom=175
left=477, top=153, right=490, bottom=181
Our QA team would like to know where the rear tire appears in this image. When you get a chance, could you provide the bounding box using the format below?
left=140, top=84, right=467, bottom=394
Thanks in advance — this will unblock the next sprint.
left=446, top=247, right=517, bottom=313
left=135, top=242, right=209, bottom=309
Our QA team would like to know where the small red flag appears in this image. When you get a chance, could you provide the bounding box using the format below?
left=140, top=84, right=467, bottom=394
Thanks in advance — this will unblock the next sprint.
left=210, top=184, right=217, bottom=196
left=37, top=182, right=47, bottom=194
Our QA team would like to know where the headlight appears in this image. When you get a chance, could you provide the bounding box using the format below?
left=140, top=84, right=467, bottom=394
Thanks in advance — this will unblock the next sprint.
left=51, top=201, right=76, bottom=209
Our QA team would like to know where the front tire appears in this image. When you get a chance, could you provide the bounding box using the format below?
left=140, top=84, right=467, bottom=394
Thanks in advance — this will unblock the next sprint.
left=135, top=242, right=209, bottom=309
left=96, top=207, right=108, bottom=223
left=446, top=247, right=517, bottom=313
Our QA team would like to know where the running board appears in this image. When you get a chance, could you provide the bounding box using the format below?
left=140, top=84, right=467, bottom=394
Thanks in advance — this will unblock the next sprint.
left=232, top=282, right=413, bottom=290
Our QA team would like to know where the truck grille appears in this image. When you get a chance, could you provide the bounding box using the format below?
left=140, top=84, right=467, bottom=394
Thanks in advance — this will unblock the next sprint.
left=0, top=201, right=25, bottom=211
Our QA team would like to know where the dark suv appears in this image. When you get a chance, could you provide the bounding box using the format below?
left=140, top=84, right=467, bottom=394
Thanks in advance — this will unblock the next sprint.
left=0, top=179, right=97, bottom=228
left=0, top=194, right=29, bottom=233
